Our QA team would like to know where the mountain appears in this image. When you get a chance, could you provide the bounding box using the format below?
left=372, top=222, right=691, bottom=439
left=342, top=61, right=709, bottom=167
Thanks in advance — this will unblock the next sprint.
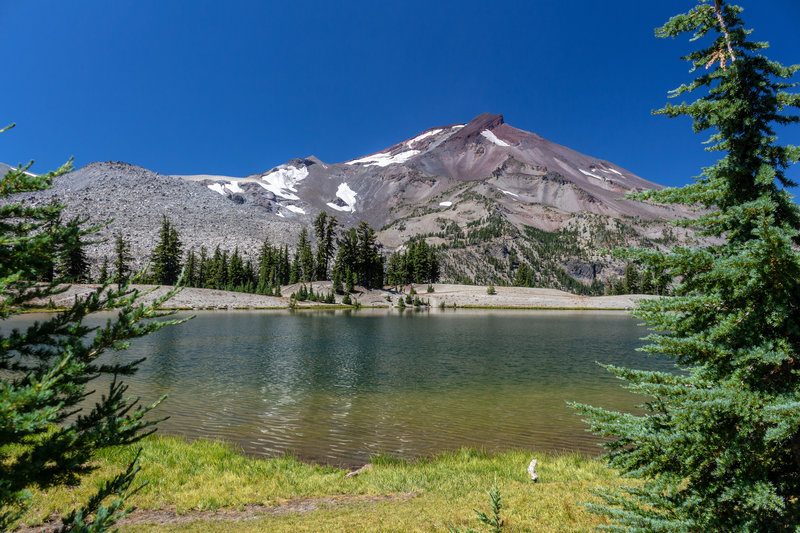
left=4, top=114, right=695, bottom=291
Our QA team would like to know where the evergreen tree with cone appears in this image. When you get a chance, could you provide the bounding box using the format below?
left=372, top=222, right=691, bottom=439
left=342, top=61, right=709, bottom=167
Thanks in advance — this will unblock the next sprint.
left=574, top=2, right=800, bottom=530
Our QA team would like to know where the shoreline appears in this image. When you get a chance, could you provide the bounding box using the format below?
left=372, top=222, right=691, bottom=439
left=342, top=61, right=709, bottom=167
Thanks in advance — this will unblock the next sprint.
left=26, top=282, right=655, bottom=312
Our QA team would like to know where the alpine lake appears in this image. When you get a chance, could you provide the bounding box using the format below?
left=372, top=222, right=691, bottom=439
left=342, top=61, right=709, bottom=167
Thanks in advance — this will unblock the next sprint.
left=17, top=308, right=673, bottom=466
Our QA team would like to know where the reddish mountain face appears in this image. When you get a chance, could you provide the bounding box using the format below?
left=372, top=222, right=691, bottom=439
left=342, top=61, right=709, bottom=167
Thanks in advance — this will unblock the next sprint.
left=8, top=114, right=694, bottom=290
left=186, top=112, right=686, bottom=232
left=175, top=113, right=693, bottom=289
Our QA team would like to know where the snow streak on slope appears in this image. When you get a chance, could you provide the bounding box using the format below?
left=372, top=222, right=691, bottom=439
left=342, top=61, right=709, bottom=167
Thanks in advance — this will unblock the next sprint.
left=326, top=182, right=357, bottom=212
left=346, top=150, right=420, bottom=167
left=579, top=169, right=605, bottom=181
left=258, top=166, right=309, bottom=200
left=406, top=129, right=442, bottom=146
left=208, top=183, right=226, bottom=195
left=480, top=130, right=510, bottom=147
left=225, top=181, right=244, bottom=193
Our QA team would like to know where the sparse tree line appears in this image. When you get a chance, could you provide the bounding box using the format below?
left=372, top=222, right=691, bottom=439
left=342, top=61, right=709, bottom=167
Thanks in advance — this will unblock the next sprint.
left=51, top=213, right=665, bottom=297
left=73, top=212, right=440, bottom=295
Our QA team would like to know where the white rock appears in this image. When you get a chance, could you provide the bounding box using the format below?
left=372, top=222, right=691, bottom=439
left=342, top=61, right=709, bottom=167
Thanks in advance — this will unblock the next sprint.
left=527, top=459, right=538, bottom=482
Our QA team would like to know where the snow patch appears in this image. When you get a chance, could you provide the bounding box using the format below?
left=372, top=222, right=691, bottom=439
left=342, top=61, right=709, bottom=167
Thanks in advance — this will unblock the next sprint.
left=326, top=202, right=349, bottom=212
left=326, top=182, right=358, bottom=213
left=605, top=168, right=623, bottom=176
left=346, top=149, right=420, bottom=167
left=439, top=201, right=453, bottom=207
left=277, top=212, right=285, bottom=218
left=259, top=165, right=309, bottom=200
left=225, top=181, right=244, bottom=194
left=451, top=124, right=465, bottom=130
left=579, top=169, right=605, bottom=181
left=207, top=183, right=226, bottom=195
left=501, top=189, right=519, bottom=198
left=284, top=205, right=306, bottom=214
left=480, top=130, right=510, bottom=147
left=407, top=129, right=442, bottom=146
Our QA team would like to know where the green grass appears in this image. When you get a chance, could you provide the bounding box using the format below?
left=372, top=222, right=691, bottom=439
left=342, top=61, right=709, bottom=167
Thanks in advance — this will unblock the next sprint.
left=19, top=435, right=622, bottom=532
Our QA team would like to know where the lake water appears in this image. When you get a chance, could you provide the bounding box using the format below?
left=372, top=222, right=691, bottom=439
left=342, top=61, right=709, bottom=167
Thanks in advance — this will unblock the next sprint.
left=14, top=309, right=671, bottom=465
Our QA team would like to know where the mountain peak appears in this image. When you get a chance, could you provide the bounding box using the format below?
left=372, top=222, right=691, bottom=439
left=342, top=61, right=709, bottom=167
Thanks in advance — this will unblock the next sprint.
left=450, top=113, right=504, bottom=142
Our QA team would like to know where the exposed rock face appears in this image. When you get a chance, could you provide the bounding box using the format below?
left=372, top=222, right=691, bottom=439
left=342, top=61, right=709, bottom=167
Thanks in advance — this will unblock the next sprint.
left=3, top=114, right=698, bottom=290
left=7, top=161, right=302, bottom=272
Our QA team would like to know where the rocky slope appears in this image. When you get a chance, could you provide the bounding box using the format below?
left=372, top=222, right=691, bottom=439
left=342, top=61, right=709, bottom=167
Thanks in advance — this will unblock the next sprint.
left=4, top=114, right=696, bottom=290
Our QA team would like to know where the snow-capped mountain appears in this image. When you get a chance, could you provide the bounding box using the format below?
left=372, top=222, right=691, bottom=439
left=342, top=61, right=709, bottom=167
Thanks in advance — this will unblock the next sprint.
left=5, top=114, right=695, bottom=289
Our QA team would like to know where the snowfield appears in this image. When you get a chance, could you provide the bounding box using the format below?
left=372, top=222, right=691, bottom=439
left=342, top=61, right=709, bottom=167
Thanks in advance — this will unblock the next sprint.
left=224, top=181, right=244, bottom=194
left=579, top=169, right=605, bottom=181
left=207, top=183, right=226, bottom=195
left=480, top=130, right=510, bottom=147
left=259, top=165, right=309, bottom=200
left=284, top=205, right=306, bottom=214
left=406, top=129, right=442, bottom=146
left=326, top=182, right=357, bottom=212
left=346, top=149, right=420, bottom=167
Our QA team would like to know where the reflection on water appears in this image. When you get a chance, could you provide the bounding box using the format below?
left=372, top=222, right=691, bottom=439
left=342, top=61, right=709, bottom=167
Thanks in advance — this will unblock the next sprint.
left=9, top=309, right=670, bottom=465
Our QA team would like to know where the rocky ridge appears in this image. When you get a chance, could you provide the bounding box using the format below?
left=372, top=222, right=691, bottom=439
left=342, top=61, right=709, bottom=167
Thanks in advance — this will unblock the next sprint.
left=4, top=114, right=696, bottom=291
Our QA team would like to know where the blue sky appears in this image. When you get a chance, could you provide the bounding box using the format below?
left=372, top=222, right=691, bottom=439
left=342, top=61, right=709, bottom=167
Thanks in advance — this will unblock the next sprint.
left=1, top=1, right=798, bottom=190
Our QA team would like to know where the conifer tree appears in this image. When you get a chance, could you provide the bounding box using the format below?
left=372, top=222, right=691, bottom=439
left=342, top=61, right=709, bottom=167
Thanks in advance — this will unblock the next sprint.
left=228, top=247, right=246, bottom=290
left=0, top=140, right=185, bottom=530
left=56, top=216, right=94, bottom=283
left=314, top=212, right=338, bottom=280
left=98, top=255, right=110, bottom=285
left=197, top=246, right=208, bottom=288
left=184, top=249, right=197, bottom=287
left=113, top=233, right=132, bottom=290
left=574, top=2, right=800, bottom=530
left=150, top=216, right=183, bottom=286
left=297, top=227, right=314, bottom=282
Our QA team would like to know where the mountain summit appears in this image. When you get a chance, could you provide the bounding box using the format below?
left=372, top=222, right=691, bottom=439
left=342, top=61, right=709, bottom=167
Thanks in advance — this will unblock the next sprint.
left=9, top=114, right=693, bottom=290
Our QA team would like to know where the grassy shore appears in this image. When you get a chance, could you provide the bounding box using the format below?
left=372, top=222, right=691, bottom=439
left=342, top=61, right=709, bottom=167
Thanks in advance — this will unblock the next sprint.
left=18, top=435, right=622, bottom=532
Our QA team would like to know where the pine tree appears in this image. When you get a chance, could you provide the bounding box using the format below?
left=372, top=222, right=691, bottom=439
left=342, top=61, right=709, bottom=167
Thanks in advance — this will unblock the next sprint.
left=98, top=255, right=110, bottom=285
left=574, top=2, right=800, bottom=530
left=623, top=262, right=639, bottom=294
left=57, top=216, right=93, bottom=283
left=184, top=249, right=197, bottom=287
left=113, top=233, right=132, bottom=290
left=0, top=140, right=185, bottom=530
left=297, top=228, right=314, bottom=282
left=314, top=212, right=338, bottom=280
left=228, top=247, right=246, bottom=291
left=150, top=216, right=183, bottom=285
left=197, top=246, right=208, bottom=288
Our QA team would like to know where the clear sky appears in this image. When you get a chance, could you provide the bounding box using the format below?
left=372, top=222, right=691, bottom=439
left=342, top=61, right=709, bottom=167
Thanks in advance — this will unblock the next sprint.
left=1, top=1, right=798, bottom=190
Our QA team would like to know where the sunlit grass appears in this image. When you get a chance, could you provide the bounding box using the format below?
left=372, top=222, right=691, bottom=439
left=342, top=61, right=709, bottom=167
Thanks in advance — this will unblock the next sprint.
left=22, top=435, right=620, bottom=532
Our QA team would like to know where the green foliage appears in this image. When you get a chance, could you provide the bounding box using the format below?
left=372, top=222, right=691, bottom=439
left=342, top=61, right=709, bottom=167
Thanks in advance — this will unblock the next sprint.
left=313, top=212, right=338, bottom=280
left=447, top=488, right=505, bottom=533
left=149, top=215, right=183, bottom=285
left=0, top=151, right=186, bottom=531
left=333, top=221, right=384, bottom=289
left=113, top=233, right=132, bottom=290
left=486, top=282, right=496, bottom=295
left=57, top=216, right=94, bottom=283
left=573, top=2, right=800, bottom=530
left=386, top=239, right=440, bottom=286
left=97, top=256, right=109, bottom=285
